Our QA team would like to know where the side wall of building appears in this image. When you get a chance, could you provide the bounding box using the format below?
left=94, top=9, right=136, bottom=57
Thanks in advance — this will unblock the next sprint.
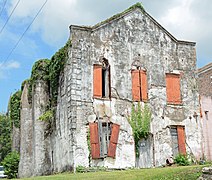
left=198, top=64, right=212, bottom=160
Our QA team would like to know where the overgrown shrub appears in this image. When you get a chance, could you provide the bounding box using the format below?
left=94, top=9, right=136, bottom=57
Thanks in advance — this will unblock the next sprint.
left=0, top=114, right=11, bottom=163
left=174, top=154, right=190, bottom=166
left=2, top=151, right=20, bottom=179
left=128, top=103, right=151, bottom=157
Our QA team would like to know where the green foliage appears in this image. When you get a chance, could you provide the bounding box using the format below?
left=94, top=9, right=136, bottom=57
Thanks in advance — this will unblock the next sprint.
left=174, top=154, right=191, bottom=166
left=31, top=59, right=50, bottom=81
left=28, top=59, right=50, bottom=102
left=128, top=103, right=151, bottom=157
left=9, top=90, right=22, bottom=128
left=49, top=40, right=71, bottom=106
left=39, top=110, right=54, bottom=122
left=0, top=114, right=11, bottom=163
left=2, top=151, right=20, bottom=179
left=39, top=109, right=55, bottom=137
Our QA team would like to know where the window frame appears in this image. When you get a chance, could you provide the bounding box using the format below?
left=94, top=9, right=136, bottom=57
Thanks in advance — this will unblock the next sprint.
left=93, top=64, right=111, bottom=99
left=131, top=68, right=148, bottom=102
left=166, top=73, right=182, bottom=105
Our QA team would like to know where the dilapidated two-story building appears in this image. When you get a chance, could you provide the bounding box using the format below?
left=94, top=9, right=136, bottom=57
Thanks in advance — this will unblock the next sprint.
left=18, top=3, right=203, bottom=177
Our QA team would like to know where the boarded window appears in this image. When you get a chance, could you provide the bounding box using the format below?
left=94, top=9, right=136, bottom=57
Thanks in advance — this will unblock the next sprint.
left=177, top=126, right=186, bottom=155
left=108, top=124, right=120, bottom=158
left=166, top=74, right=182, bottom=105
left=131, top=69, right=148, bottom=102
left=170, top=126, right=186, bottom=156
left=93, top=65, right=102, bottom=98
left=93, top=64, right=110, bottom=98
left=89, top=123, right=100, bottom=159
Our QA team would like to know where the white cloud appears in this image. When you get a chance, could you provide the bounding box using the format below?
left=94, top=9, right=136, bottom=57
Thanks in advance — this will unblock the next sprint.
left=0, top=61, right=20, bottom=79
left=8, top=0, right=78, bottom=45
left=5, top=0, right=212, bottom=66
left=0, top=61, right=20, bottom=70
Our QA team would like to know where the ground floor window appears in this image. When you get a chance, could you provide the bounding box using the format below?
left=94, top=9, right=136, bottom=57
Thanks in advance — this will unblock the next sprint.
left=89, top=120, right=120, bottom=159
left=170, top=126, right=186, bottom=156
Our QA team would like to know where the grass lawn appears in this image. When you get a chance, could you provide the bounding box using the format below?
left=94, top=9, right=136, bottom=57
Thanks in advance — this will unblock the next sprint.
left=16, top=165, right=207, bottom=180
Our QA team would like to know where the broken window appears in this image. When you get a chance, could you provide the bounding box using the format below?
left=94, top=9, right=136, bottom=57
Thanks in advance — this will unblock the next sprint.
left=170, top=126, right=186, bottom=156
left=166, top=74, right=182, bottom=105
left=131, top=68, right=148, bottom=102
left=89, top=121, right=120, bottom=159
left=93, top=60, right=110, bottom=98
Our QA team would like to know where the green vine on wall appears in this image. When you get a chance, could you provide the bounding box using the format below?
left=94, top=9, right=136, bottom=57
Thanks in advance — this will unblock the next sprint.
left=49, top=39, right=71, bottom=106
left=128, top=102, right=151, bottom=157
left=28, top=59, right=50, bottom=102
left=9, top=90, right=22, bottom=128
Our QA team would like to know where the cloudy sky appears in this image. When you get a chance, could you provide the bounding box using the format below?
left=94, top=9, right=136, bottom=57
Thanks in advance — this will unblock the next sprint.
left=0, top=0, right=211, bottom=112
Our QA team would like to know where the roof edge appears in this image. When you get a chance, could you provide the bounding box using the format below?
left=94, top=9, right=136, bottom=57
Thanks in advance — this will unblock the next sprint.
left=69, top=25, right=92, bottom=31
left=69, top=2, right=196, bottom=46
left=198, top=62, right=212, bottom=74
left=92, top=2, right=145, bottom=30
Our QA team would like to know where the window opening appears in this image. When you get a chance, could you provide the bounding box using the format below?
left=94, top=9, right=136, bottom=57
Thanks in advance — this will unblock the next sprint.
left=131, top=68, right=148, bottom=102
left=98, top=118, right=111, bottom=158
left=93, top=58, right=110, bottom=98
left=170, top=126, right=186, bottom=156
left=170, top=127, right=179, bottom=157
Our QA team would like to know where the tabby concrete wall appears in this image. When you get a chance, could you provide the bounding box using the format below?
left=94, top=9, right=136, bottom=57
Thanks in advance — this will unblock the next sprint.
left=18, top=6, right=203, bottom=177
left=68, top=7, right=202, bottom=167
left=18, top=84, right=33, bottom=178
left=32, top=81, right=52, bottom=176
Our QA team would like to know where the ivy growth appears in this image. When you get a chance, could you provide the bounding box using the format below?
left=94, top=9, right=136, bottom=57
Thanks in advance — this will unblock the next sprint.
left=39, top=109, right=55, bottom=137
left=9, top=90, right=22, bottom=128
left=128, top=102, right=151, bottom=157
left=28, top=59, right=50, bottom=102
left=49, top=39, right=71, bottom=106
left=39, top=110, right=54, bottom=122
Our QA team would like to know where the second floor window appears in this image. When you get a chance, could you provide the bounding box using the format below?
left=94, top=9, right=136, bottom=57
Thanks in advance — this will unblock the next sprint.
left=131, top=69, right=148, bottom=102
left=166, top=73, right=182, bottom=105
left=93, top=61, right=110, bottom=98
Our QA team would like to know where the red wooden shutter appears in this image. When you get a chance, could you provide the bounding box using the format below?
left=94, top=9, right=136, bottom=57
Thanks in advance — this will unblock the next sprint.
left=93, top=65, right=102, bottom=98
left=166, top=74, right=181, bottom=104
left=177, top=126, right=186, bottom=155
left=108, top=124, right=120, bottom=158
left=140, top=70, right=148, bottom=102
left=89, top=123, right=100, bottom=159
left=132, top=70, right=140, bottom=101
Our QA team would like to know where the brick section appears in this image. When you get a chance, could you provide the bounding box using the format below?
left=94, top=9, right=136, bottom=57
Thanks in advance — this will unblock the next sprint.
left=166, top=74, right=182, bottom=105
left=89, top=123, right=100, bottom=159
left=93, top=65, right=102, bottom=98
left=198, top=63, right=212, bottom=97
left=177, top=126, right=186, bottom=155
left=108, top=124, right=120, bottom=158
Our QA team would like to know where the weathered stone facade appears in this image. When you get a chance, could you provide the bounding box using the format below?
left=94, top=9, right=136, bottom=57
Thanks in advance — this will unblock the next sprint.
left=198, top=63, right=212, bottom=161
left=18, top=4, right=203, bottom=177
